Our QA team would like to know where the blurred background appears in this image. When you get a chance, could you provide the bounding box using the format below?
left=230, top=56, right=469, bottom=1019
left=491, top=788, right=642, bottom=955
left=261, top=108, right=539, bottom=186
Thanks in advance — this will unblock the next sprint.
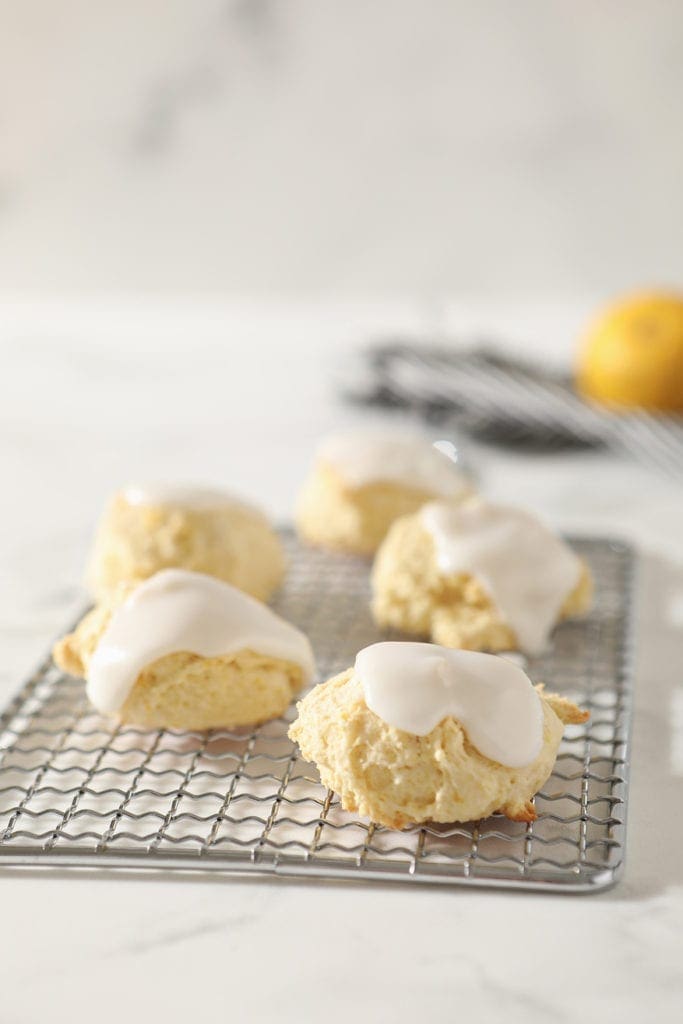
left=1, top=0, right=682, bottom=633
left=1, top=0, right=682, bottom=297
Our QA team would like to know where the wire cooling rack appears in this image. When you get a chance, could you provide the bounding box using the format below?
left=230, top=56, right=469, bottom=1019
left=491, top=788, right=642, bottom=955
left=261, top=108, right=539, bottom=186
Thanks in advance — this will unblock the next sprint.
left=0, top=532, right=635, bottom=892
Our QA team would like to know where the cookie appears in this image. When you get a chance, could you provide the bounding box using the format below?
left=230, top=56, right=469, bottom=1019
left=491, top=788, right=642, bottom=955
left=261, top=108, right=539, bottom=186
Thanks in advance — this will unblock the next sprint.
left=372, top=498, right=592, bottom=654
left=86, top=484, right=285, bottom=602
left=54, top=569, right=315, bottom=730
left=296, top=430, right=471, bottom=555
left=289, top=642, right=588, bottom=828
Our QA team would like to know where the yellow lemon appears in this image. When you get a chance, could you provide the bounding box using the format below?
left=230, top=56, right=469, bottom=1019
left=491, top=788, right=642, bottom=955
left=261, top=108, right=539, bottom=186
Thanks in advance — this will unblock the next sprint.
left=577, top=292, right=683, bottom=411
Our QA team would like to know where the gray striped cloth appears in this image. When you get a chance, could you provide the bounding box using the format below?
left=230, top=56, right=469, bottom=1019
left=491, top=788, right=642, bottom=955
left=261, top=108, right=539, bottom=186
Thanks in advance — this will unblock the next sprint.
left=345, top=341, right=683, bottom=481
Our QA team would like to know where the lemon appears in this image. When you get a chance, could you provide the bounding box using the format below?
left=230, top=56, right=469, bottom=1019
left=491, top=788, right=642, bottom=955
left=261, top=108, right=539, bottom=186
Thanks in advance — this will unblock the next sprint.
left=577, top=292, right=683, bottom=411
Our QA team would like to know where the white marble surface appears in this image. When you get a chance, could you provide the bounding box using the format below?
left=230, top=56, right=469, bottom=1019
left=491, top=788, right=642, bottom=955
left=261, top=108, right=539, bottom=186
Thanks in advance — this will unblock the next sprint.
left=1, top=1, right=683, bottom=296
left=0, top=299, right=681, bottom=1021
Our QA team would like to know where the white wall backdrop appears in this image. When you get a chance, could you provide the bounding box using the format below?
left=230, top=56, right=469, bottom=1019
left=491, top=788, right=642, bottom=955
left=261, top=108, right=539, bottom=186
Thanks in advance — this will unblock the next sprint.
left=0, top=0, right=682, bottom=297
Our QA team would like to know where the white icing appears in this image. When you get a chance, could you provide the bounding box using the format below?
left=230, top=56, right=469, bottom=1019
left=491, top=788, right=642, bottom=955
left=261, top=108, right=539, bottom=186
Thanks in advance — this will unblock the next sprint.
left=87, top=569, right=315, bottom=714
left=316, top=430, right=469, bottom=496
left=121, top=483, right=259, bottom=514
left=421, top=499, right=581, bottom=655
left=355, top=641, right=543, bottom=767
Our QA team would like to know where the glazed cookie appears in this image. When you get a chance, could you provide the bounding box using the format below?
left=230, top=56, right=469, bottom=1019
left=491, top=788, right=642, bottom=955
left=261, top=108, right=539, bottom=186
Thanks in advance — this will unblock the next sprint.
left=372, top=498, right=592, bottom=655
left=295, top=430, right=471, bottom=556
left=53, top=569, right=315, bottom=730
left=86, top=484, right=285, bottom=602
left=289, top=642, right=588, bottom=828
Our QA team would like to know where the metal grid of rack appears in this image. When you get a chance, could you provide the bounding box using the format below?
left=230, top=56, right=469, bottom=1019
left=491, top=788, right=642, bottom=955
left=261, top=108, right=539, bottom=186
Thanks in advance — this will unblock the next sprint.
left=0, top=533, right=635, bottom=892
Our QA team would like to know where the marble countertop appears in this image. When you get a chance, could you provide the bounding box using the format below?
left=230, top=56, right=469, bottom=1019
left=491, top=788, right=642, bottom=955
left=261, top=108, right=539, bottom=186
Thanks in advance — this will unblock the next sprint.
left=0, top=299, right=681, bottom=1022
left=2, top=2, right=683, bottom=297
